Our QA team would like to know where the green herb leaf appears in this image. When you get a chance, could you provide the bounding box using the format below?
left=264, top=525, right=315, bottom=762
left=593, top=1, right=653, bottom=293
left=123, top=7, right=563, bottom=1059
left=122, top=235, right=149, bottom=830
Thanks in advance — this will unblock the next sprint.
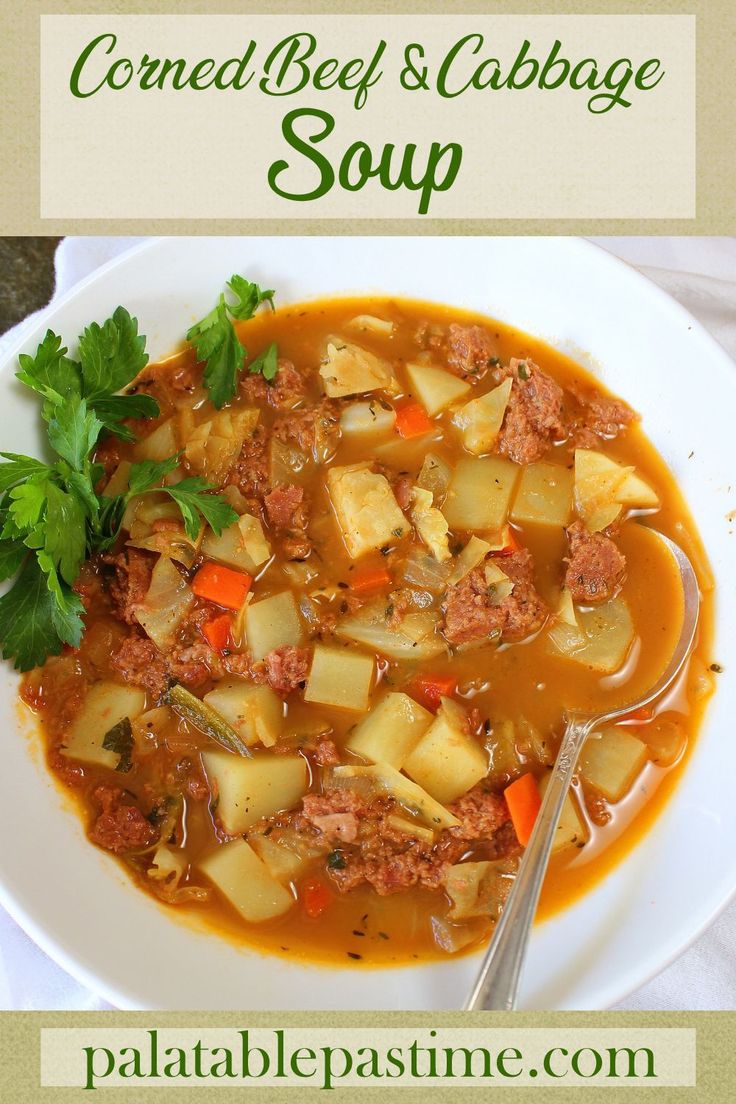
left=0, top=454, right=53, bottom=495
left=78, top=307, right=149, bottom=401
left=226, top=275, right=275, bottom=321
left=102, top=716, right=134, bottom=773
left=163, top=478, right=238, bottom=540
left=7, top=479, right=48, bottom=532
left=47, top=395, right=103, bottom=471
left=0, top=556, right=83, bottom=670
left=248, top=342, right=279, bottom=382
left=91, top=394, right=160, bottom=440
left=127, top=455, right=181, bottom=495
left=42, top=482, right=88, bottom=586
left=0, top=539, right=26, bottom=582
left=16, top=331, right=82, bottom=414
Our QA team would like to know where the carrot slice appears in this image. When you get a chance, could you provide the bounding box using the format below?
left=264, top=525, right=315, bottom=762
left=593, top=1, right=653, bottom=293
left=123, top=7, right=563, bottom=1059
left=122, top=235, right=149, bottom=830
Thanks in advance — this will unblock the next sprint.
left=394, top=401, right=433, bottom=439
left=504, top=772, right=542, bottom=847
left=201, top=613, right=233, bottom=654
left=351, top=564, right=392, bottom=594
left=192, top=562, right=252, bottom=610
left=301, top=877, right=334, bottom=919
left=412, top=674, right=457, bottom=712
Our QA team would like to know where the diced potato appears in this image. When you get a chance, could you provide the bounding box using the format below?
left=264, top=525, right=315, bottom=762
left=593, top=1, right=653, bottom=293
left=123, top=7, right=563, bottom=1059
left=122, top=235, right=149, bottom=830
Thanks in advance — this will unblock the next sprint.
left=332, top=763, right=460, bottom=829
left=538, top=774, right=589, bottom=853
left=406, top=361, right=471, bottom=416
left=136, top=556, right=194, bottom=650
left=447, top=535, right=492, bottom=585
left=243, top=590, right=303, bottom=662
left=202, top=749, right=308, bottom=834
left=337, top=600, right=446, bottom=661
left=62, top=683, right=146, bottom=769
left=511, top=461, right=574, bottom=528
left=327, top=463, right=408, bottom=559
left=547, top=596, right=635, bottom=674
left=578, top=725, right=648, bottom=802
left=484, top=561, right=514, bottom=604
left=200, top=838, right=294, bottom=923
left=386, top=814, right=436, bottom=844
left=574, top=449, right=658, bottom=532
left=639, top=716, right=687, bottom=767
left=201, top=514, right=271, bottom=574
left=304, top=644, right=374, bottom=712
left=347, top=314, right=394, bottom=336
left=339, top=400, right=396, bottom=437
left=442, top=457, right=519, bottom=532
left=403, top=697, right=488, bottom=804
left=133, top=418, right=178, bottom=462
left=102, top=460, right=132, bottom=498
left=416, top=452, right=452, bottom=503
left=185, top=408, right=259, bottom=485
left=444, top=859, right=516, bottom=921
left=410, top=487, right=451, bottom=562
left=248, top=833, right=307, bottom=883
left=319, top=337, right=397, bottom=397
left=452, top=378, right=512, bottom=454
left=345, top=692, right=433, bottom=767
left=204, top=680, right=283, bottom=748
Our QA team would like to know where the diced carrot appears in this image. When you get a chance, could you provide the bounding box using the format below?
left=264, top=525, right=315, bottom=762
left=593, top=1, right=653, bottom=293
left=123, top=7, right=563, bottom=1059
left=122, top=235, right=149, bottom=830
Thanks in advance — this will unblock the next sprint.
left=192, top=562, right=252, bottom=610
left=394, top=401, right=433, bottom=439
left=488, top=524, right=520, bottom=557
left=504, top=772, right=542, bottom=847
left=412, top=675, right=457, bottom=712
left=301, top=877, right=334, bottom=919
left=201, top=613, right=233, bottom=654
left=351, top=564, right=392, bottom=594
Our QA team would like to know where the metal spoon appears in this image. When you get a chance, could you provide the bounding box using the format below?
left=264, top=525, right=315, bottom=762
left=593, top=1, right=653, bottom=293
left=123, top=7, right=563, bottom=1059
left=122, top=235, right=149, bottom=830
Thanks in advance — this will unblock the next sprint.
left=464, top=530, right=700, bottom=1011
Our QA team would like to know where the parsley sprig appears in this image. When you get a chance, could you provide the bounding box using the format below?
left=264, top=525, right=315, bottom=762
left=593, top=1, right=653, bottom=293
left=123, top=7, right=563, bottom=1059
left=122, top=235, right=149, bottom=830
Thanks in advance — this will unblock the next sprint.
left=186, top=275, right=275, bottom=408
left=0, top=305, right=240, bottom=671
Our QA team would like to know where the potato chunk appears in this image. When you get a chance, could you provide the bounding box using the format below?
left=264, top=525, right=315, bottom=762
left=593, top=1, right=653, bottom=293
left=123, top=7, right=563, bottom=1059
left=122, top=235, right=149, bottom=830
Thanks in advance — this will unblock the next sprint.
left=202, top=749, right=308, bottom=834
left=442, top=457, right=519, bottom=532
left=201, top=514, right=271, bottom=574
left=406, top=361, right=470, bottom=415
left=327, top=463, right=408, bottom=559
left=203, top=680, right=283, bottom=748
left=452, top=378, right=512, bottom=454
left=511, top=461, right=574, bottom=528
left=200, top=838, right=294, bottom=923
left=403, top=697, right=488, bottom=804
left=579, top=726, right=648, bottom=802
left=62, top=683, right=146, bottom=770
left=304, top=644, right=374, bottom=712
left=243, top=590, right=303, bottom=662
left=319, top=337, right=397, bottom=397
left=345, top=692, right=433, bottom=767
left=538, top=774, right=588, bottom=852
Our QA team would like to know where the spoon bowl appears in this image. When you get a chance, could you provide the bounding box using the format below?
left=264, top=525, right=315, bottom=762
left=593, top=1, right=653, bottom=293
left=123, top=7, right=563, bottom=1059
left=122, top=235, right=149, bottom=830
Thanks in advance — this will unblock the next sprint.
left=465, top=528, right=701, bottom=1012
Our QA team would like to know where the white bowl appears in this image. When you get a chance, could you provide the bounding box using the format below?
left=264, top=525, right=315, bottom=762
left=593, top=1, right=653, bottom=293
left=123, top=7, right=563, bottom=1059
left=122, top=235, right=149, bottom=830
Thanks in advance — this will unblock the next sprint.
left=1, top=237, right=735, bottom=1010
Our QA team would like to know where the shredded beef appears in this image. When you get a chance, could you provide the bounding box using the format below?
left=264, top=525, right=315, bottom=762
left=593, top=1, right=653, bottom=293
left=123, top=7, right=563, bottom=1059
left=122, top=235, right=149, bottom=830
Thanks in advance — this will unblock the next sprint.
left=313, top=737, right=341, bottom=766
left=264, top=484, right=305, bottom=531
left=111, top=626, right=215, bottom=701
left=495, top=358, right=565, bottom=464
left=89, top=785, right=158, bottom=854
left=564, top=520, right=626, bottom=604
left=262, top=644, right=310, bottom=694
left=446, top=323, right=496, bottom=378
left=567, top=381, right=637, bottom=448
left=442, top=549, right=547, bottom=646
left=273, top=399, right=340, bottom=458
left=229, top=423, right=271, bottom=502
left=102, top=549, right=155, bottom=625
left=241, top=359, right=306, bottom=409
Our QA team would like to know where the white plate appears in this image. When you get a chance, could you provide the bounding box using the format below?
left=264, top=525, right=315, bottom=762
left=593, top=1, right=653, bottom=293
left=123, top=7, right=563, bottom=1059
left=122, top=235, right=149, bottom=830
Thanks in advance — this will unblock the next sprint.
left=1, top=237, right=735, bottom=1010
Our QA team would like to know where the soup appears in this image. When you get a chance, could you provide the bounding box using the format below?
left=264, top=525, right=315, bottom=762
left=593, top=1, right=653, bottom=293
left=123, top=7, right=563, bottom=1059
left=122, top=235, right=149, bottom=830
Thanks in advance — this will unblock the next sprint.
left=18, top=292, right=716, bottom=966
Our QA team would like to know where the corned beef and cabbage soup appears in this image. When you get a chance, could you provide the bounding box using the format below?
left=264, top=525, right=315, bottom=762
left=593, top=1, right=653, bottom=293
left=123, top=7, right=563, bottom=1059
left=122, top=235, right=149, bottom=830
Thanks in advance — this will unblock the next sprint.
left=19, top=289, right=715, bottom=966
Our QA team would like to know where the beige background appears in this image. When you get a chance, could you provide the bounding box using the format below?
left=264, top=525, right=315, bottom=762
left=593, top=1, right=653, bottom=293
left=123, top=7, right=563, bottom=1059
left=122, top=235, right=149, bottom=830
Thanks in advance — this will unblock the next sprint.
left=0, top=0, right=734, bottom=234
left=39, top=13, right=694, bottom=220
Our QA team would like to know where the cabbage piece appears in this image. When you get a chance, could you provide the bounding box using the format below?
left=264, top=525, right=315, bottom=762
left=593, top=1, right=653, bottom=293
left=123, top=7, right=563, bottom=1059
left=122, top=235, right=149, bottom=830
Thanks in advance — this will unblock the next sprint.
left=337, top=599, right=447, bottom=661
left=538, top=774, right=588, bottom=852
left=319, top=337, right=397, bottom=397
left=346, top=314, right=394, bottom=336
left=403, top=697, right=488, bottom=804
left=133, top=418, right=178, bottom=462
left=430, top=915, right=486, bottom=954
left=327, top=463, right=408, bottom=559
left=270, top=437, right=309, bottom=487
left=248, top=833, right=307, bottom=884
left=444, top=858, right=516, bottom=921
left=304, top=644, right=375, bottom=712
left=136, top=556, right=194, bottom=650
left=452, top=378, right=512, bottom=454
left=483, top=561, right=514, bottom=605
left=201, top=514, right=271, bottom=574
left=443, top=457, right=519, bottom=532
left=399, top=549, right=450, bottom=593
left=199, top=838, right=295, bottom=923
left=185, top=408, right=259, bottom=485
left=547, top=595, right=634, bottom=674
left=386, top=814, right=436, bottom=845
left=345, top=691, right=433, bottom=768
left=406, top=361, right=471, bottom=416
left=102, top=460, right=132, bottom=498
left=332, top=763, right=461, bottom=829
left=574, top=449, right=659, bottom=532
left=447, top=535, right=492, bottom=586
left=410, top=486, right=451, bottom=562
left=416, top=452, right=452, bottom=504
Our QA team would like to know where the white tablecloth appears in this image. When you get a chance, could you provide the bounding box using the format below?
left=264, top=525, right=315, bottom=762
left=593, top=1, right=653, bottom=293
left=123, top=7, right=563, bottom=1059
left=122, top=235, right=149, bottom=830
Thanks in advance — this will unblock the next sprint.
left=1, top=235, right=734, bottom=1011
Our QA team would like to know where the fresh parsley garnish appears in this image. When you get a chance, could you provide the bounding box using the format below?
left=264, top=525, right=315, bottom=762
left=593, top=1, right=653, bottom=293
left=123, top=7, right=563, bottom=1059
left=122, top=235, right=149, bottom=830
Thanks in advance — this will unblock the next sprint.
left=0, top=300, right=242, bottom=670
left=187, top=275, right=275, bottom=409
left=248, top=342, right=279, bottom=383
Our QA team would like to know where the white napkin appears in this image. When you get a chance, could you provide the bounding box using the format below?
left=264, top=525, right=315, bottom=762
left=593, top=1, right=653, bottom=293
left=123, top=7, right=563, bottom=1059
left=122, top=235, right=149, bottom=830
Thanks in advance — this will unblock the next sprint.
left=0, top=236, right=734, bottom=1011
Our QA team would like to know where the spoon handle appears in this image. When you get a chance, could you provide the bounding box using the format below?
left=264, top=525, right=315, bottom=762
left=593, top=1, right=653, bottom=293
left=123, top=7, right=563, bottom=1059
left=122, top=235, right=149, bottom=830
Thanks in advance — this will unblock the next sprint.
left=464, top=713, right=594, bottom=1011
